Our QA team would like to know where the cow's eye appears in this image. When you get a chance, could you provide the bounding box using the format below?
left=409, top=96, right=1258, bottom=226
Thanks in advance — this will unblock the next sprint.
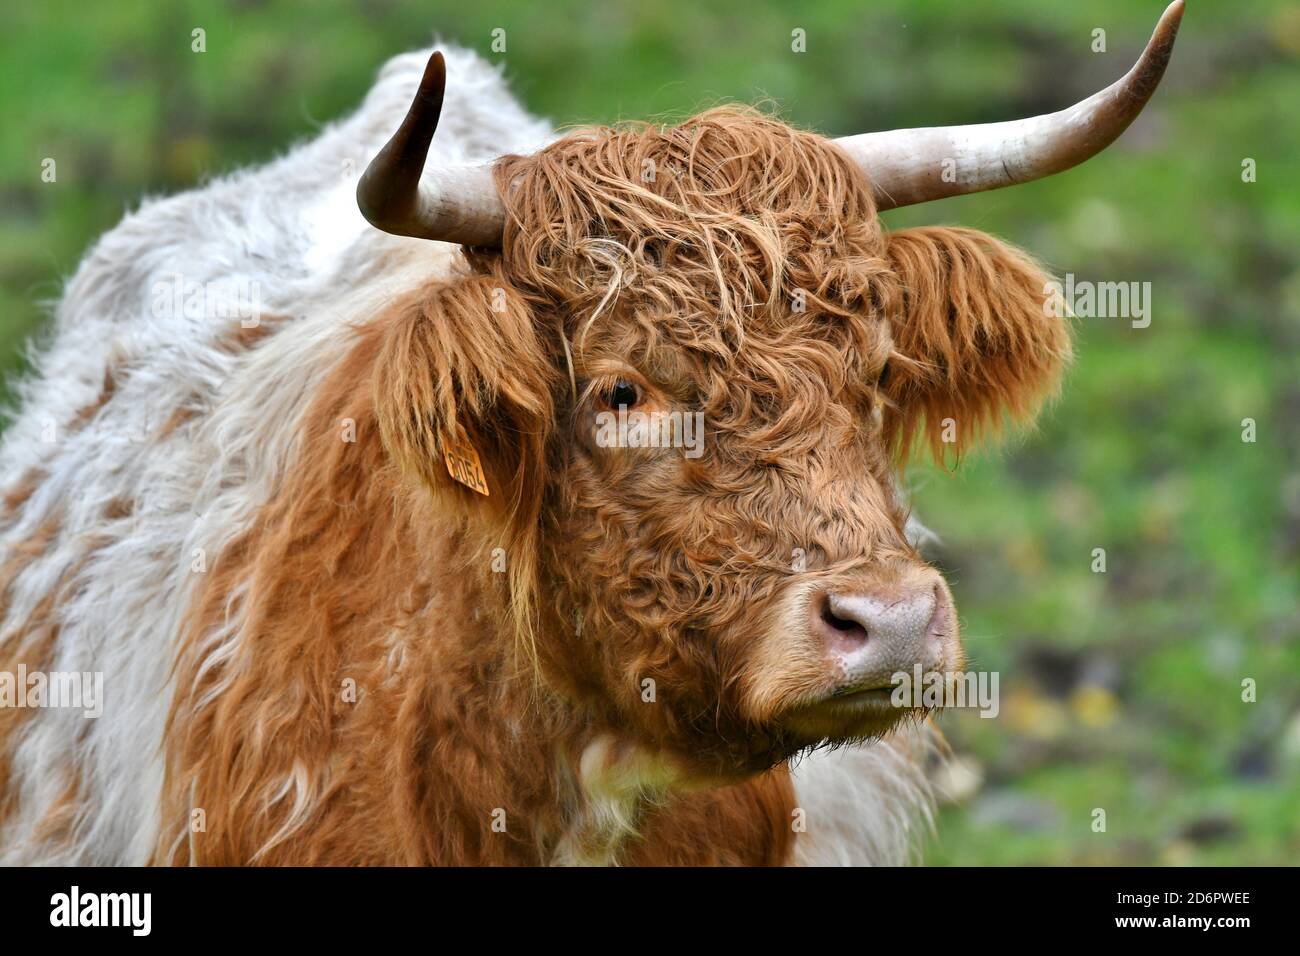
left=603, top=379, right=641, bottom=409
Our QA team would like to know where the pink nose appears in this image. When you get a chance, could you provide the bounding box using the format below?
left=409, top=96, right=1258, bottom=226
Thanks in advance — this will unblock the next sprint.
left=810, top=580, right=957, bottom=692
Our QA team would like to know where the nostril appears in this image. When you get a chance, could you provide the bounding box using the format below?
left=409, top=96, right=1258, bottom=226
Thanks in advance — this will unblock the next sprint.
left=821, top=602, right=862, bottom=635
left=816, top=591, right=869, bottom=646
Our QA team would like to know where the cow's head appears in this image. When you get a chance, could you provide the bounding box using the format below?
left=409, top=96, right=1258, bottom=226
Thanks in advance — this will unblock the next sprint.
left=365, top=4, right=1181, bottom=778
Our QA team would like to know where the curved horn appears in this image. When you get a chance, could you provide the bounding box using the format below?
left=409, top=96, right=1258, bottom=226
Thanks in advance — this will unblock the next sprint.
left=837, top=0, right=1184, bottom=210
left=357, top=51, right=505, bottom=246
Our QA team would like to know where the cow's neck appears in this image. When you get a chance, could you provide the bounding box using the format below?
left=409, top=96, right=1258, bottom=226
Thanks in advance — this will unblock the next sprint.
left=429, top=561, right=689, bottom=865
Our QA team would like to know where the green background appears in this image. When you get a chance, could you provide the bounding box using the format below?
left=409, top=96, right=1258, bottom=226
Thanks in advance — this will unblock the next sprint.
left=2, top=0, right=1297, bottom=864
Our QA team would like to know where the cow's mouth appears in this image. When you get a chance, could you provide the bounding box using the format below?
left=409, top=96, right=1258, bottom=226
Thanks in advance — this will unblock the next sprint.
left=780, top=683, right=921, bottom=744
left=827, top=683, right=897, bottom=701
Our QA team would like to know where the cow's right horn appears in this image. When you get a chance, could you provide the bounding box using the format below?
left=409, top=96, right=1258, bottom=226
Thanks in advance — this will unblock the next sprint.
left=357, top=51, right=506, bottom=247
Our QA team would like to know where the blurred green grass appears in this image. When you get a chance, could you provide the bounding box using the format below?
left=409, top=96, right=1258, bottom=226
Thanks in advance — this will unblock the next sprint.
left=2, top=0, right=1297, bottom=864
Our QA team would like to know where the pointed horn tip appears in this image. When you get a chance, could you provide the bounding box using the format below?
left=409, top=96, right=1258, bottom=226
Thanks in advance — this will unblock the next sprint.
left=1150, top=1, right=1186, bottom=54
left=421, top=50, right=447, bottom=90
left=1126, top=0, right=1185, bottom=99
left=1159, top=0, right=1190, bottom=41
left=410, top=50, right=447, bottom=114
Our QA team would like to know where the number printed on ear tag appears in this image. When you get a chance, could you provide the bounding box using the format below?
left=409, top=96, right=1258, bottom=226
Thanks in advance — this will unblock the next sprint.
left=444, top=440, right=489, bottom=496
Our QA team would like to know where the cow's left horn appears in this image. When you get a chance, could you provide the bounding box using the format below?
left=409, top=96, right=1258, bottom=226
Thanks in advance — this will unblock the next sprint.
left=357, top=51, right=505, bottom=246
left=837, top=0, right=1184, bottom=210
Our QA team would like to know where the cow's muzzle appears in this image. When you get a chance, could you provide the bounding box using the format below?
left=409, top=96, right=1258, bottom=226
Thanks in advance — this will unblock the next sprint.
left=782, top=567, right=962, bottom=740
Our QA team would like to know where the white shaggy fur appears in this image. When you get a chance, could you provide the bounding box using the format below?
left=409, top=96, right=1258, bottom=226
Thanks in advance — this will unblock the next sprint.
left=789, top=727, right=939, bottom=866
left=0, top=45, right=934, bottom=865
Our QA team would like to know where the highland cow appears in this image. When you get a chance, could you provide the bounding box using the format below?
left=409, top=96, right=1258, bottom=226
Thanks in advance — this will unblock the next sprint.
left=0, top=4, right=1181, bottom=864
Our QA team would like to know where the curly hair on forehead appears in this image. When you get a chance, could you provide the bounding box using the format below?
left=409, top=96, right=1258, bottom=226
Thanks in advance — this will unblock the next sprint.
left=483, top=106, right=898, bottom=357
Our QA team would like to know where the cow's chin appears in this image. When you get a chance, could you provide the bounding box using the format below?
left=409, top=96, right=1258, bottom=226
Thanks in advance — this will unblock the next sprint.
left=684, top=697, right=930, bottom=784
left=779, top=690, right=929, bottom=749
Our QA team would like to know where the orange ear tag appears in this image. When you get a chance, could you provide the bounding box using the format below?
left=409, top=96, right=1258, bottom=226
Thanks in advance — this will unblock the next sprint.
left=444, top=440, right=490, bottom=496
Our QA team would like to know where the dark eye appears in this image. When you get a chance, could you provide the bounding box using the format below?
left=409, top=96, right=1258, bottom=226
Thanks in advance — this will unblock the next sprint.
left=877, top=362, right=891, bottom=389
left=604, top=379, right=641, bottom=409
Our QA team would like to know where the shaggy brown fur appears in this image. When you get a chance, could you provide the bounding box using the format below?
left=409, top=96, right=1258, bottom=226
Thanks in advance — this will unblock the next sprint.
left=161, top=106, right=1068, bottom=864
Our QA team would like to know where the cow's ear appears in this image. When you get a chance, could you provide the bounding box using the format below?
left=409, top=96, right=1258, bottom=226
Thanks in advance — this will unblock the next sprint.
left=373, top=273, right=557, bottom=520
left=879, top=226, right=1072, bottom=464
